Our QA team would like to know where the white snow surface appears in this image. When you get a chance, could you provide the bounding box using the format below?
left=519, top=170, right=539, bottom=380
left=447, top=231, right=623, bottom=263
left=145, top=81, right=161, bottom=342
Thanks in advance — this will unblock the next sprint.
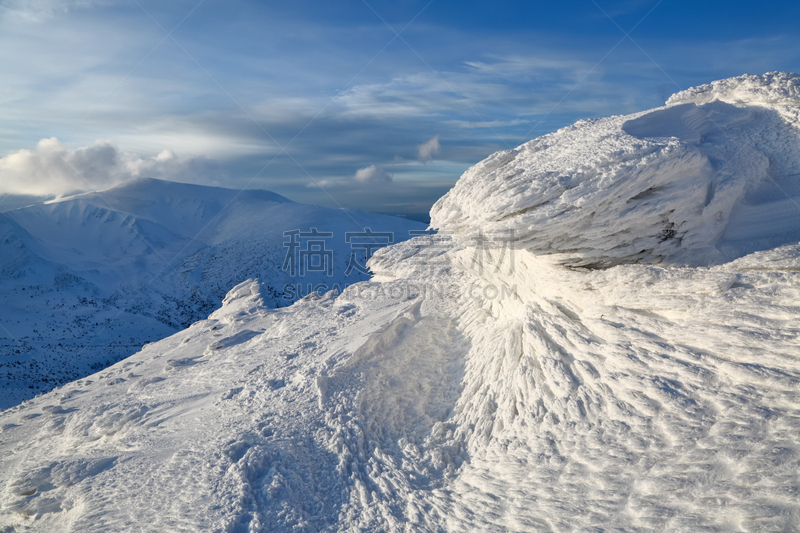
left=0, top=73, right=799, bottom=532
left=0, top=179, right=425, bottom=408
left=431, top=71, right=800, bottom=268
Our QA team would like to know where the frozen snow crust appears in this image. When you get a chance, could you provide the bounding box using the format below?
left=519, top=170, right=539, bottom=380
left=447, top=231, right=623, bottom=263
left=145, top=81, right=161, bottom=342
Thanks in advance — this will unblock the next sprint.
left=0, top=74, right=798, bottom=532
left=431, top=71, right=800, bottom=267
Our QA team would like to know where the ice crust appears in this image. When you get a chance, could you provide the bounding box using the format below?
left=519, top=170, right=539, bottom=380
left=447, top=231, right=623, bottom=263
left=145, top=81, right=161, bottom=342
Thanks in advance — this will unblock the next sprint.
left=0, top=74, right=798, bottom=532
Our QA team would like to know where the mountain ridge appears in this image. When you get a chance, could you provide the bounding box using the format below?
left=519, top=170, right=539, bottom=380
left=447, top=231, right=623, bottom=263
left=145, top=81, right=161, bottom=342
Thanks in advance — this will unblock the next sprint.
left=0, top=179, right=425, bottom=408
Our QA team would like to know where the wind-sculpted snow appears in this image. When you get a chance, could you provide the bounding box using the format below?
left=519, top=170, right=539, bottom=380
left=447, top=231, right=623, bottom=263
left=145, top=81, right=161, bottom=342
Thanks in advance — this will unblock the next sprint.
left=0, top=74, right=798, bottom=532
left=430, top=71, right=800, bottom=268
left=667, top=71, right=800, bottom=106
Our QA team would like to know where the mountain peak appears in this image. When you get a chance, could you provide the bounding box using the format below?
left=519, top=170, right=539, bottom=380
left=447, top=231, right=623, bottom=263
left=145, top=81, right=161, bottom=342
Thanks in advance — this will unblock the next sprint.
left=430, top=72, right=800, bottom=268
left=667, top=71, right=800, bottom=106
left=95, top=177, right=294, bottom=205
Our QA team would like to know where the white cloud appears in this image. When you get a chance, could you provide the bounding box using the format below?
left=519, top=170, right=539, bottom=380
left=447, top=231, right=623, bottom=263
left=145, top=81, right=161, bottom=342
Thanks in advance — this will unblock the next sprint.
left=0, top=138, right=222, bottom=196
left=305, top=164, right=393, bottom=190
left=463, top=55, right=591, bottom=81
left=417, top=135, right=440, bottom=163
left=444, top=119, right=528, bottom=129
left=330, top=55, right=648, bottom=127
left=0, top=0, right=111, bottom=21
left=305, top=178, right=344, bottom=189
left=354, top=164, right=392, bottom=184
left=306, top=165, right=392, bottom=190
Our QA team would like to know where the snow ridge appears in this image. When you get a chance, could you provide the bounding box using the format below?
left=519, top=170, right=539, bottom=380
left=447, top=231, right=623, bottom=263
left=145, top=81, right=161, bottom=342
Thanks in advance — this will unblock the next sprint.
left=667, top=71, right=800, bottom=106
left=431, top=71, right=800, bottom=268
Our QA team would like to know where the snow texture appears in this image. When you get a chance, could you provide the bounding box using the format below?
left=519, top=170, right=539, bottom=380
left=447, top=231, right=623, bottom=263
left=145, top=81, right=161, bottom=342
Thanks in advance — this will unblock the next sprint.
left=0, top=73, right=798, bottom=532
left=0, top=179, right=425, bottom=408
left=431, top=71, right=800, bottom=268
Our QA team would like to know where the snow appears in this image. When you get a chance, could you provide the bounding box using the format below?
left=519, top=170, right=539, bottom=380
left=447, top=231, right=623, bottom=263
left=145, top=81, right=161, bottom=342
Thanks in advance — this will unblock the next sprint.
left=430, top=72, right=800, bottom=268
left=1, top=73, right=799, bottom=532
left=666, top=71, right=800, bottom=106
left=0, top=178, right=425, bottom=408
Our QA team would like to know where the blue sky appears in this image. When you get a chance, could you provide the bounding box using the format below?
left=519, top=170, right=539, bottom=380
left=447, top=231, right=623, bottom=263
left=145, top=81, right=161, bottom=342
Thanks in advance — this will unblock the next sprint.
left=0, top=0, right=799, bottom=219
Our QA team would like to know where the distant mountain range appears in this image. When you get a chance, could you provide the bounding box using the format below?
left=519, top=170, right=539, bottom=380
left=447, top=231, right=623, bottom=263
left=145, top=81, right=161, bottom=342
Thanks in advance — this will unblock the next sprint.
left=0, top=178, right=425, bottom=408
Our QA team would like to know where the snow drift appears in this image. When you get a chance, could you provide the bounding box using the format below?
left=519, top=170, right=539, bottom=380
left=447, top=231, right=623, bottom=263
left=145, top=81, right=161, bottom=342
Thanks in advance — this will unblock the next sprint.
left=0, top=73, right=799, bottom=532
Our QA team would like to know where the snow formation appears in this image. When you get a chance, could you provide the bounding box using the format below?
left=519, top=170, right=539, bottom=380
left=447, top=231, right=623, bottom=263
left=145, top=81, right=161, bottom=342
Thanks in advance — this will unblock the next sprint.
left=0, top=179, right=425, bottom=408
left=431, top=71, right=800, bottom=267
left=1, top=73, right=799, bottom=532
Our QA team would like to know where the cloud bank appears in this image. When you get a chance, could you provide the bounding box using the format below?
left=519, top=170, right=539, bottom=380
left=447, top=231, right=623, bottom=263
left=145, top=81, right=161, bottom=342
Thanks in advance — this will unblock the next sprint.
left=0, top=138, right=222, bottom=197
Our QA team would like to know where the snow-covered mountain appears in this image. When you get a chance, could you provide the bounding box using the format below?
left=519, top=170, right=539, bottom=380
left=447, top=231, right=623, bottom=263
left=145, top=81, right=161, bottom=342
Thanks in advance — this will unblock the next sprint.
left=0, top=179, right=426, bottom=408
left=1, top=73, right=799, bottom=532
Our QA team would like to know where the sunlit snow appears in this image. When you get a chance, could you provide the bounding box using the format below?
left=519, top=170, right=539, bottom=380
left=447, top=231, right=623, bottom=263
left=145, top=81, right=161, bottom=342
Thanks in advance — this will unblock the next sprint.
left=0, top=179, right=425, bottom=408
left=1, top=73, right=799, bottom=532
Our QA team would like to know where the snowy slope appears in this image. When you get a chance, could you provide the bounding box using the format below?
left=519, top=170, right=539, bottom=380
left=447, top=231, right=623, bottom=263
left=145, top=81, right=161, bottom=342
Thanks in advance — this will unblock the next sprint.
left=0, top=73, right=798, bottom=532
left=0, top=179, right=425, bottom=408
